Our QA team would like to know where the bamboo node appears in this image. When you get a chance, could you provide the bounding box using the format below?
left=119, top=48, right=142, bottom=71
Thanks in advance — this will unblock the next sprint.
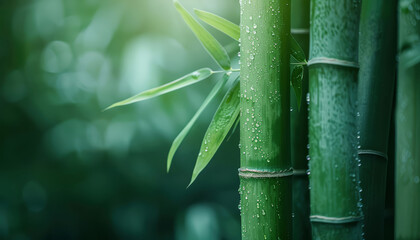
left=291, top=28, right=309, bottom=35
left=307, top=57, right=359, bottom=68
left=293, top=169, right=307, bottom=176
left=238, top=168, right=294, bottom=178
left=310, top=215, right=363, bottom=224
left=357, top=149, right=388, bottom=160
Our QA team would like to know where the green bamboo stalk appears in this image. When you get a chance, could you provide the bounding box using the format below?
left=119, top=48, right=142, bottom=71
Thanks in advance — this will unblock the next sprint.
left=308, top=1, right=363, bottom=239
left=384, top=120, right=396, bottom=240
left=396, top=0, right=420, bottom=239
left=290, top=0, right=311, bottom=239
left=238, top=0, right=291, bottom=239
left=357, top=0, right=397, bottom=239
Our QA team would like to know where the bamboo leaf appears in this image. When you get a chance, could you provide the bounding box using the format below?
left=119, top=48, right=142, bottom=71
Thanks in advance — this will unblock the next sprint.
left=401, top=42, right=420, bottom=69
left=174, top=1, right=231, bottom=70
left=291, top=65, right=304, bottom=110
left=189, top=77, right=240, bottom=186
left=194, top=9, right=240, bottom=41
left=167, top=74, right=229, bottom=172
left=193, top=9, right=306, bottom=63
left=226, top=114, right=240, bottom=141
left=104, top=68, right=213, bottom=110
left=290, top=35, right=307, bottom=63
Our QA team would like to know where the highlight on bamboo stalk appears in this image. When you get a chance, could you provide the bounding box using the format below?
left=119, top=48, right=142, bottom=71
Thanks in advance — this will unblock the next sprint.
left=105, top=0, right=307, bottom=186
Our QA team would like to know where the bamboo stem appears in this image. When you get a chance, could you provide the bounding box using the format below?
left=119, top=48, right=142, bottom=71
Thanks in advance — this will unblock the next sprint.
left=239, top=0, right=291, bottom=239
left=291, top=0, right=311, bottom=239
left=396, top=0, right=420, bottom=239
left=308, top=0, right=363, bottom=239
left=357, top=0, right=398, bottom=239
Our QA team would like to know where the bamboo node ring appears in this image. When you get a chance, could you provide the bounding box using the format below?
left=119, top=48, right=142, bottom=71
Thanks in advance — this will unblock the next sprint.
left=358, top=149, right=388, bottom=160
left=310, top=215, right=363, bottom=224
left=291, top=28, right=309, bottom=35
left=307, top=57, right=359, bottom=68
left=238, top=168, right=294, bottom=178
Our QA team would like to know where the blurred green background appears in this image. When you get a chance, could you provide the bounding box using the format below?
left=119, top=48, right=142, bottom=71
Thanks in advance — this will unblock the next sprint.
left=0, top=0, right=241, bottom=239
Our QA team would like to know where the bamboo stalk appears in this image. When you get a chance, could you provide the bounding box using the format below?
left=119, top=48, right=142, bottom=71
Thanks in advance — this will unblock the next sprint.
left=308, top=1, right=363, bottom=239
left=357, top=0, right=397, bottom=239
left=290, top=0, right=311, bottom=239
left=396, top=0, right=420, bottom=239
left=238, top=0, right=291, bottom=239
left=384, top=119, right=396, bottom=240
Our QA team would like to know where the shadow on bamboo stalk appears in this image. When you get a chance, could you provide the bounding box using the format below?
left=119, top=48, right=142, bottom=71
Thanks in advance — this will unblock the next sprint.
left=357, top=0, right=397, bottom=239
left=291, top=0, right=311, bottom=239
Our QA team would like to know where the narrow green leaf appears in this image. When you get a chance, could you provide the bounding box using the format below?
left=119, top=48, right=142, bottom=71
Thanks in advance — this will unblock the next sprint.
left=291, top=65, right=304, bottom=110
left=189, top=77, right=240, bottom=186
left=104, top=68, right=213, bottom=111
left=192, top=9, right=306, bottom=63
left=174, top=1, right=231, bottom=70
left=167, top=74, right=229, bottom=172
left=290, top=35, right=306, bottom=63
left=226, top=114, right=240, bottom=141
left=194, top=9, right=240, bottom=41
left=401, top=42, right=420, bottom=69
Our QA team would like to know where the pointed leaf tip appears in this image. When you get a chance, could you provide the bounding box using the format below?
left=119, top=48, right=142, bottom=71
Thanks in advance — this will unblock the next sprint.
left=166, top=74, right=229, bottom=173
left=174, top=1, right=231, bottom=70
left=194, top=9, right=240, bottom=41
left=104, top=68, right=213, bottom=111
left=189, top=77, right=240, bottom=186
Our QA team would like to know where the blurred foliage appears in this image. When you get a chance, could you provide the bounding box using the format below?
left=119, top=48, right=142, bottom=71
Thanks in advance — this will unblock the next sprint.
left=0, top=0, right=241, bottom=239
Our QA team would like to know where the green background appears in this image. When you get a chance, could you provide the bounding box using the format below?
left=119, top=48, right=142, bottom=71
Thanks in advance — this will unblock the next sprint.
left=0, top=0, right=242, bottom=239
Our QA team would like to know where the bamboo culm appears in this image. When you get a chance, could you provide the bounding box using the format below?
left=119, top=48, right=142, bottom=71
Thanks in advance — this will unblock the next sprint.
left=308, top=0, right=363, bottom=239
left=395, top=0, right=420, bottom=239
left=290, top=0, right=311, bottom=239
left=357, top=0, right=398, bottom=239
left=238, top=0, right=291, bottom=239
